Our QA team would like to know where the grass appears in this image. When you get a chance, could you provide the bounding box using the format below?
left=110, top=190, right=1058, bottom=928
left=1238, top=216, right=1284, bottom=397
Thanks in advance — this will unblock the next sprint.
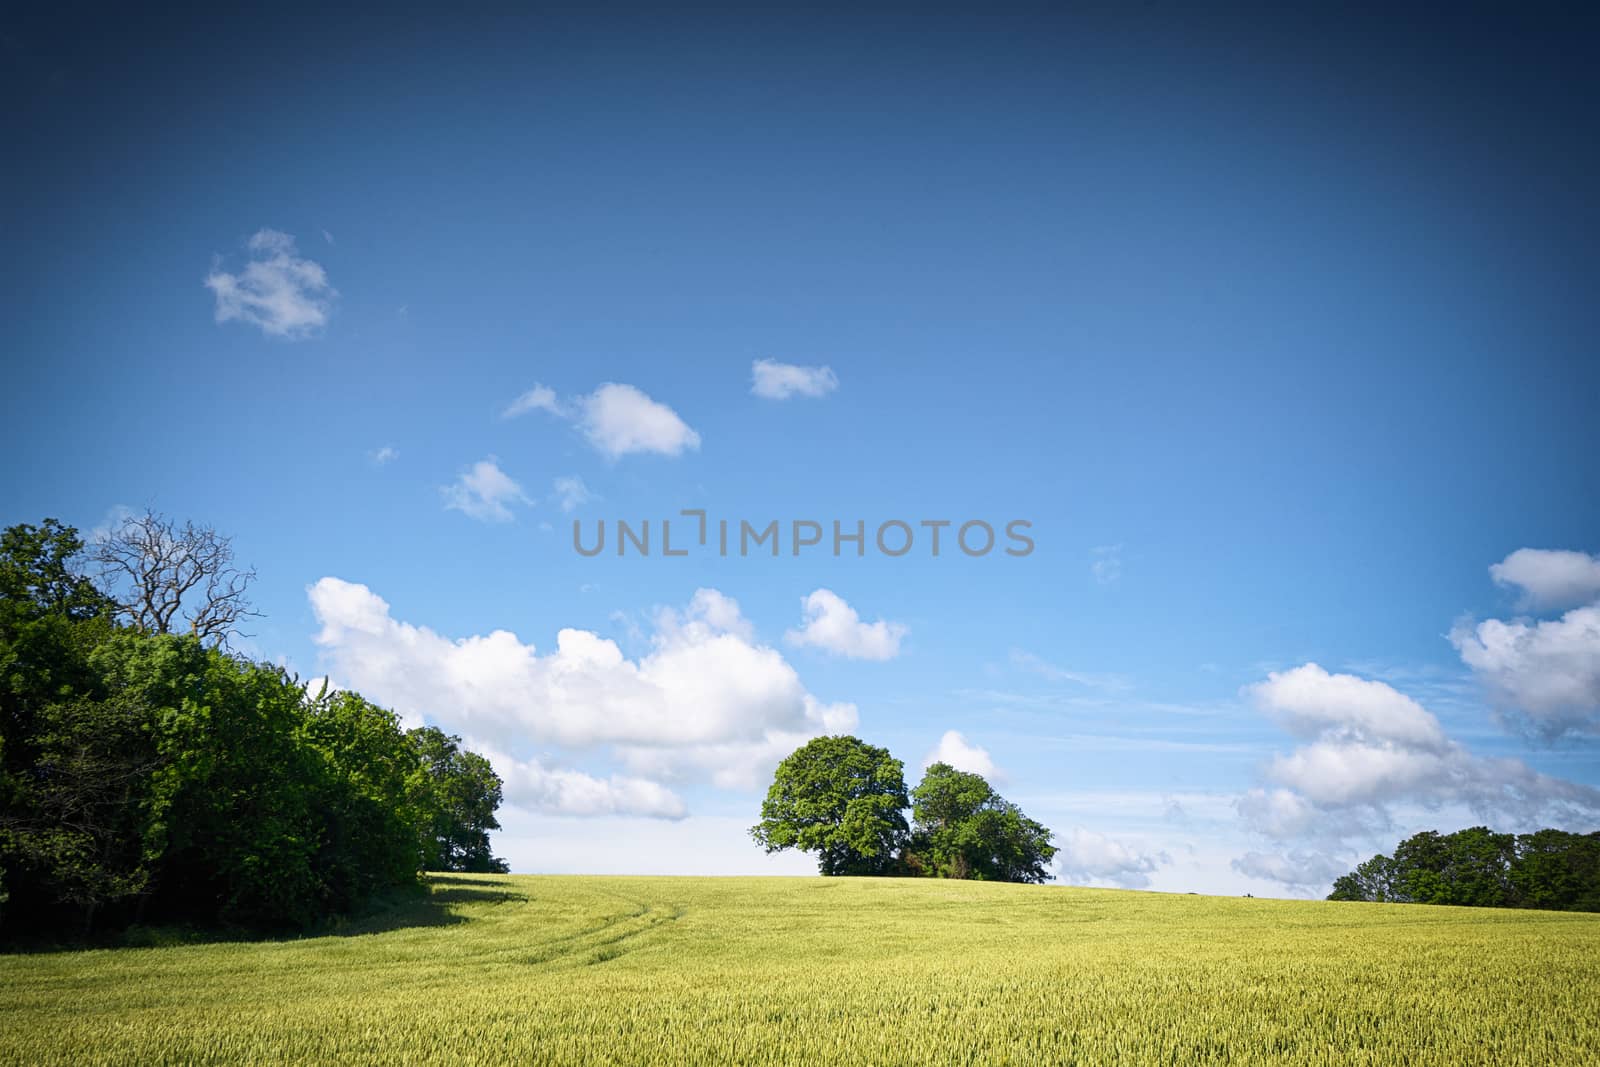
left=2, top=873, right=1597, bottom=1065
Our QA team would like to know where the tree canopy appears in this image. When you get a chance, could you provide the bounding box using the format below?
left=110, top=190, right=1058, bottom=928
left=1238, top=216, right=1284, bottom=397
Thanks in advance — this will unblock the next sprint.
left=907, top=762, right=1056, bottom=883
left=1329, top=826, right=1599, bottom=912
left=751, top=735, right=910, bottom=876
left=0, top=518, right=508, bottom=942
left=752, top=738, right=1057, bottom=883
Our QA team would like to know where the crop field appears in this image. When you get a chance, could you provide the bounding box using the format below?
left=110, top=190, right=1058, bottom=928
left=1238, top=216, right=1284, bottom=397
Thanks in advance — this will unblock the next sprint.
left=2, top=874, right=1597, bottom=1066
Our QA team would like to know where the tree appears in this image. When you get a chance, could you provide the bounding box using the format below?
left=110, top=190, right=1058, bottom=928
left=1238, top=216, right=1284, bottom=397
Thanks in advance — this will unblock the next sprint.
left=751, top=736, right=909, bottom=876
left=1328, top=826, right=1598, bottom=912
left=0, top=520, right=112, bottom=622
left=90, top=510, right=259, bottom=647
left=302, top=689, right=429, bottom=905
left=1, top=517, right=511, bottom=942
left=1511, top=829, right=1600, bottom=912
left=0, top=693, right=164, bottom=934
left=1328, top=853, right=1402, bottom=902
left=908, top=763, right=1056, bottom=883
left=1, top=520, right=119, bottom=931
left=406, top=727, right=508, bottom=873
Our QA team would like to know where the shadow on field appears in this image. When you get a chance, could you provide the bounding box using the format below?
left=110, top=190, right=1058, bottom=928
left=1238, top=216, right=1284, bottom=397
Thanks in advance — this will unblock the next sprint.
left=1, top=878, right=524, bottom=955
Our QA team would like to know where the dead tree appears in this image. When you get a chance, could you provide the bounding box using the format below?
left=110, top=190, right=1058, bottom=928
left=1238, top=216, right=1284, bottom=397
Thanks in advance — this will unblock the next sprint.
left=91, top=509, right=261, bottom=647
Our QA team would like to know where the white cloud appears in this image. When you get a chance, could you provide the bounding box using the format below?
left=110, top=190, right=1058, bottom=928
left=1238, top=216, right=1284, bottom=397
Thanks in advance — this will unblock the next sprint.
left=1054, top=827, right=1172, bottom=888
left=481, top=747, right=687, bottom=819
left=1231, top=850, right=1348, bottom=890
left=923, top=730, right=1004, bottom=782
left=1451, top=604, right=1600, bottom=737
left=493, top=810, right=817, bottom=876
left=1490, top=548, right=1600, bottom=611
left=552, top=475, right=592, bottom=513
left=503, top=384, right=565, bottom=419
left=205, top=229, right=336, bottom=338
left=504, top=382, right=700, bottom=459
left=577, top=383, right=700, bottom=458
left=307, top=580, right=857, bottom=802
left=370, top=445, right=399, bottom=466
left=667, top=588, right=756, bottom=642
left=785, top=589, right=907, bottom=660
left=611, top=709, right=856, bottom=792
left=1235, top=664, right=1600, bottom=884
left=1247, top=663, right=1449, bottom=750
left=442, top=457, right=531, bottom=522
left=1235, top=788, right=1321, bottom=839
left=750, top=359, right=839, bottom=400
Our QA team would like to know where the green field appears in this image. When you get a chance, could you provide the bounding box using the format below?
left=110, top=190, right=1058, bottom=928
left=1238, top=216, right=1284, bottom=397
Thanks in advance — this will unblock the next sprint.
left=3, top=874, right=1597, bottom=1066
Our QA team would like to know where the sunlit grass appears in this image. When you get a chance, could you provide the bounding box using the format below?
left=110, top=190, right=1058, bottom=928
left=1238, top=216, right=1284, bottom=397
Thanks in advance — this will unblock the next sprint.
left=3, top=874, right=1596, bottom=1065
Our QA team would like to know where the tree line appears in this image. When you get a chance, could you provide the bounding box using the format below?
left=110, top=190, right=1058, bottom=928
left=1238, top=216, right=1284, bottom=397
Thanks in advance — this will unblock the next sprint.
left=1328, top=826, right=1600, bottom=911
left=752, top=735, right=1057, bottom=882
left=0, top=516, right=507, bottom=942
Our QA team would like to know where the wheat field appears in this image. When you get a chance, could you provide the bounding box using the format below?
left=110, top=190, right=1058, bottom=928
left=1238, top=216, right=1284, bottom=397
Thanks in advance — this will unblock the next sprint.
left=2, top=874, right=1596, bottom=1065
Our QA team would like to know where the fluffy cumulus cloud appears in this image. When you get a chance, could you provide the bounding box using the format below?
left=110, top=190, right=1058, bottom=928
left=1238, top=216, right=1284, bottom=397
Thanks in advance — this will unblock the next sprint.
left=785, top=589, right=907, bottom=660
left=505, top=382, right=700, bottom=459
left=1054, top=827, right=1172, bottom=888
left=578, top=383, right=700, bottom=458
left=1451, top=605, right=1600, bottom=737
left=480, top=747, right=687, bottom=819
left=205, top=229, right=336, bottom=338
left=307, top=580, right=856, bottom=806
left=923, top=730, right=1003, bottom=781
left=750, top=359, right=839, bottom=400
left=442, top=457, right=530, bottom=522
left=1251, top=663, right=1448, bottom=751
left=1234, top=664, right=1600, bottom=886
left=1489, top=548, right=1600, bottom=611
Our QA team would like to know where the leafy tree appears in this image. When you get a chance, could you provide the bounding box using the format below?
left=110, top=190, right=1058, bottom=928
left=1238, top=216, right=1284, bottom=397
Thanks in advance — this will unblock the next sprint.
left=0, top=693, right=163, bottom=933
left=907, top=763, right=1056, bottom=883
left=1328, top=854, right=1402, bottom=902
left=1511, top=829, right=1600, bottom=912
left=1441, top=826, right=1516, bottom=907
left=91, top=632, right=327, bottom=928
left=303, top=689, right=429, bottom=905
left=0, top=520, right=112, bottom=621
left=752, top=736, right=909, bottom=875
left=1329, top=826, right=1597, bottom=912
left=1, top=520, right=119, bottom=931
left=407, top=727, right=508, bottom=873
left=0, top=518, right=512, bottom=942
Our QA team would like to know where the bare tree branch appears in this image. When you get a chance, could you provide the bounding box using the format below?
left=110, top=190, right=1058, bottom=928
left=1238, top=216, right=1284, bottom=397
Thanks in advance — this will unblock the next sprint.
left=89, top=509, right=262, bottom=649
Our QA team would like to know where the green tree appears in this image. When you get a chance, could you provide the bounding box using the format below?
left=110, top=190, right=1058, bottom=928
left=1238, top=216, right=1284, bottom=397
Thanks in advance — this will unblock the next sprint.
left=1, top=518, right=511, bottom=942
left=0, top=520, right=113, bottom=622
left=752, top=736, right=909, bottom=876
left=406, top=727, right=508, bottom=873
left=303, top=689, right=428, bottom=905
left=1330, top=826, right=1597, bottom=912
left=908, top=763, right=1056, bottom=883
left=1, top=520, right=119, bottom=932
left=1512, top=829, right=1600, bottom=911
left=0, top=693, right=164, bottom=933
left=1327, top=853, right=1403, bottom=902
left=90, top=632, right=328, bottom=929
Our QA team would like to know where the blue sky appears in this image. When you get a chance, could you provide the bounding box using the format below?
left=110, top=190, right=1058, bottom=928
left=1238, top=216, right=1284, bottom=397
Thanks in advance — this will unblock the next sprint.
left=4, top=8, right=1598, bottom=895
